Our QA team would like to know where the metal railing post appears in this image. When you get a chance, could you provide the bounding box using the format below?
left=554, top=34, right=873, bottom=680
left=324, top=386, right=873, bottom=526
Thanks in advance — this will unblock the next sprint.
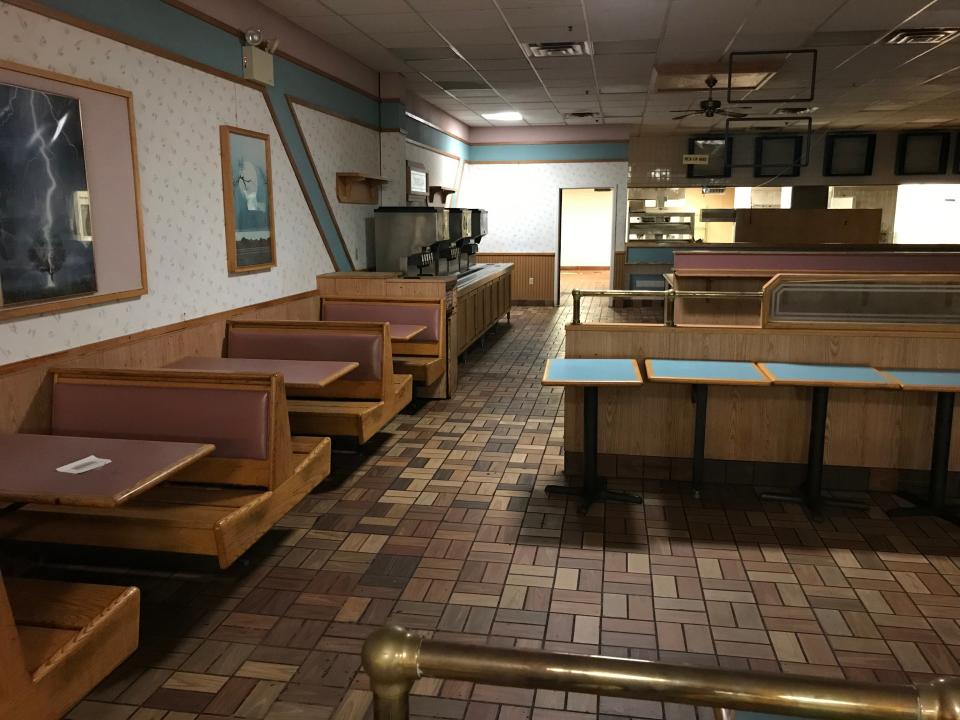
left=362, top=626, right=421, bottom=720
left=572, top=289, right=581, bottom=325
left=566, top=288, right=763, bottom=327
left=363, top=625, right=960, bottom=720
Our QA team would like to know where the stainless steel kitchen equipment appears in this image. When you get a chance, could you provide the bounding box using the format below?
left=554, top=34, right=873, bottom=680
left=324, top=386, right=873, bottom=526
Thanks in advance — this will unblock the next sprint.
left=451, top=208, right=488, bottom=272
left=374, top=207, right=451, bottom=277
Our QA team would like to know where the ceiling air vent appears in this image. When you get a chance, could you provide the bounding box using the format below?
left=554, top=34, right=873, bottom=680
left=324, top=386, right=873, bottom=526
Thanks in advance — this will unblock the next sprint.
left=526, top=41, right=591, bottom=58
left=565, top=111, right=598, bottom=118
left=885, top=28, right=960, bottom=45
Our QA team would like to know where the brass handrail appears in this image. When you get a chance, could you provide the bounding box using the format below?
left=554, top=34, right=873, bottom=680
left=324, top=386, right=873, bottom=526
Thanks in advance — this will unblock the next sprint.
left=570, top=288, right=764, bottom=325
left=363, top=625, right=960, bottom=720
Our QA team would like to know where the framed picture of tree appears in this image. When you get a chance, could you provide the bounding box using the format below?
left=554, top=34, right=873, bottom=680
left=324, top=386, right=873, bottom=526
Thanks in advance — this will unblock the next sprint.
left=220, top=126, right=276, bottom=273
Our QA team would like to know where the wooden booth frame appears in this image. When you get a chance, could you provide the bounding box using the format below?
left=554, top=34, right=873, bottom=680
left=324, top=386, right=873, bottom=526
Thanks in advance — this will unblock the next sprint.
left=0, top=60, right=147, bottom=322
left=219, top=125, right=277, bottom=274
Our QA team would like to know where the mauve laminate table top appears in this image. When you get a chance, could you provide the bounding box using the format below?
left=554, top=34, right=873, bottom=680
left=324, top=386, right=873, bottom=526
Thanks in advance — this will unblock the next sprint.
left=0, top=433, right=214, bottom=507
left=389, top=324, right=428, bottom=341
left=165, top=357, right=359, bottom=390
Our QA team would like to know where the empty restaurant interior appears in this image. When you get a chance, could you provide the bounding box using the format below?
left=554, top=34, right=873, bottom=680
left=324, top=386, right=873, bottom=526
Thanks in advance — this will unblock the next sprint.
left=6, top=1, right=960, bottom=719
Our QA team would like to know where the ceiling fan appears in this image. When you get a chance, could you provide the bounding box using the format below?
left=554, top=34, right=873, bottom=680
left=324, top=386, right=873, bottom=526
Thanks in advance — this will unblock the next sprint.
left=671, top=75, right=749, bottom=120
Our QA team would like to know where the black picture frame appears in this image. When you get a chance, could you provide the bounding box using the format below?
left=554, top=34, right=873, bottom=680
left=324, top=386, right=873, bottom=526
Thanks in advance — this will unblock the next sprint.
left=754, top=134, right=803, bottom=178
left=823, top=132, right=876, bottom=177
left=896, top=131, right=950, bottom=176
left=686, top=135, right=732, bottom=179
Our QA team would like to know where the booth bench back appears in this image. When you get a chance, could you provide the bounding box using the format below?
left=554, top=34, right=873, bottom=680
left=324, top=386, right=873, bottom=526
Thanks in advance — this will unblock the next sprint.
left=320, top=298, right=444, bottom=358
left=226, top=320, right=394, bottom=400
left=51, top=368, right=292, bottom=490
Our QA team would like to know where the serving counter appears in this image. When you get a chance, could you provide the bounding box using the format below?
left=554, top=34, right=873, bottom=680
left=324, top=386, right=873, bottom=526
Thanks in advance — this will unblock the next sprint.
left=563, top=321, right=960, bottom=495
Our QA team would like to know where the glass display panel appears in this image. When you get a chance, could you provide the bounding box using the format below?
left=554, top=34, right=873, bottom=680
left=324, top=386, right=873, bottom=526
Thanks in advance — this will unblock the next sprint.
left=767, top=279, right=960, bottom=327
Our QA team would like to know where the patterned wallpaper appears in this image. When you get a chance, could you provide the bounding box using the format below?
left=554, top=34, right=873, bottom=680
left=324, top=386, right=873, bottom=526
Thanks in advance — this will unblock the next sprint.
left=292, top=102, right=380, bottom=269
left=458, top=161, right=629, bottom=254
left=407, top=142, right=464, bottom=208
left=0, top=3, right=335, bottom=364
left=379, top=132, right=406, bottom=207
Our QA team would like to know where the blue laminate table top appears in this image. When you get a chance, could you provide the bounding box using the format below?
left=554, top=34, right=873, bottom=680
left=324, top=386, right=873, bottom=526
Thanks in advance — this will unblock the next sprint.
left=645, top=359, right=770, bottom=386
left=757, top=362, right=898, bottom=388
left=542, top=358, right=643, bottom=387
left=883, top=369, right=960, bottom=392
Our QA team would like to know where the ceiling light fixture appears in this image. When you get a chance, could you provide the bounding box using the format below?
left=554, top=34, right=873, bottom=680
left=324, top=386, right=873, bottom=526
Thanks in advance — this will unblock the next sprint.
left=482, top=111, right=523, bottom=122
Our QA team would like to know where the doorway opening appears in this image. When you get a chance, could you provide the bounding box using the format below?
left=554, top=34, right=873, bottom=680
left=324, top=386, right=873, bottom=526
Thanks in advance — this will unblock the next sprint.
left=558, top=187, right=615, bottom=301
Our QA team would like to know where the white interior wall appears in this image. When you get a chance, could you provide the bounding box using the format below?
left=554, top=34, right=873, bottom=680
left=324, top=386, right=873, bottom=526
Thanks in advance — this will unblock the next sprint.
left=559, top=189, right=615, bottom=267
left=458, top=161, right=628, bottom=254
left=894, top=185, right=960, bottom=244
left=294, top=103, right=380, bottom=269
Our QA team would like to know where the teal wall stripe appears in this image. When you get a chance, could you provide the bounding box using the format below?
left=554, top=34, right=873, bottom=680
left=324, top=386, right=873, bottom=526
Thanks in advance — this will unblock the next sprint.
left=269, top=92, right=353, bottom=270
left=380, top=101, right=405, bottom=131
left=34, top=0, right=240, bottom=76
left=30, top=0, right=363, bottom=270
left=469, top=142, right=628, bottom=163
left=404, top=115, right=470, bottom=159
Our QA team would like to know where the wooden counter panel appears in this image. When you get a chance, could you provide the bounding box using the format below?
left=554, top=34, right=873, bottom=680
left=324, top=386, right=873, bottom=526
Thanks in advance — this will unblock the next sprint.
left=564, top=324, right=960, bottom=471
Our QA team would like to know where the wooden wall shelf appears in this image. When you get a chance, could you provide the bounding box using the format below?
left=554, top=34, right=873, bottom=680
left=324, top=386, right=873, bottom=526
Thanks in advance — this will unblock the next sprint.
left=336, top=173, right=388, bottom=204
left=429, top=185, right=456, bottom=204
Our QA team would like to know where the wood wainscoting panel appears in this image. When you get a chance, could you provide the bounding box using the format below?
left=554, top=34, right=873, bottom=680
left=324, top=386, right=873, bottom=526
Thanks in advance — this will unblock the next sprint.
left=0, top=292, right=321, bottom=435
left=613, top=251, right=625, bottom=290
left=476, top=253, right=554, bottom=304
left=565, top=323, right=960, bottom=472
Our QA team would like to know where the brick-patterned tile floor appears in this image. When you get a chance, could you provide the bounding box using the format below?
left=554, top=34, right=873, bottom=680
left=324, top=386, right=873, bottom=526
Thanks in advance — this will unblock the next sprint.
left=50, top=296, right=960, bottom=720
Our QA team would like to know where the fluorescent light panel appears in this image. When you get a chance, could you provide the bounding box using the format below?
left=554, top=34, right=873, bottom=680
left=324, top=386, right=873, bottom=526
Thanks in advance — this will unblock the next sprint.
left=481, top=111, right=523, bottom=121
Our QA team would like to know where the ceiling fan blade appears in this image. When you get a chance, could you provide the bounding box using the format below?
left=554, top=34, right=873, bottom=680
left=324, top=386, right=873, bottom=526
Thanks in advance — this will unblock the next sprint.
left=672, top=113, right=697, bottom=120
left=718, top=109, right=749, bottom=118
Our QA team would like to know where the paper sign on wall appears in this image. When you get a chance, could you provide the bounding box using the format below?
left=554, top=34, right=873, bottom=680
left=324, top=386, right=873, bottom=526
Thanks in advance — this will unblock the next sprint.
left=683, top=154, right=710, bottom=166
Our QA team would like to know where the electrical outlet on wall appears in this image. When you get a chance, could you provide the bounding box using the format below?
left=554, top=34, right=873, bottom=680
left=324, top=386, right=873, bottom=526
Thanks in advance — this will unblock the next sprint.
left=528, top=277, right=534, bottom=285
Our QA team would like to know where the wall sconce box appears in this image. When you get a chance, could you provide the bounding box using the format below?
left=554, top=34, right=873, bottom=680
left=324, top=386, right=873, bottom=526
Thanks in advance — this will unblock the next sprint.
left=242, top=45, right=274, bottom=86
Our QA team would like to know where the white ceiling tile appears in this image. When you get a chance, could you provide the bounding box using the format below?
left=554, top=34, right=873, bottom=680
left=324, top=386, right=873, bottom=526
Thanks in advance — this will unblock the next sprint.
left=294, top=13, right=356, bottom=36
left=344, top=13, right=431, bottom=34
left=585, top=0, right=669, bottom=42
left=458, top=44, right=529, bottom=60
left=426, top=9, right=506, bottom=31
left=406, top=58, right=471, bottom=72
left=472, top=57, right=532, bottom=71
left=260, top=0, right=331, bottom=16
left=820, top=0, right=931, bottom=32
left=320, top=0, right=410, bottom=14
left=368, top=31, right=450, bottom=48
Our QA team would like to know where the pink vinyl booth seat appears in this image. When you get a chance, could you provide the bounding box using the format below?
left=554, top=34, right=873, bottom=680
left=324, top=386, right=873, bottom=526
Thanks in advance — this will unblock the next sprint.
left=0, top=367, right=333, bottom=569
left=226, top=320, right=393, bottom=401
left=319, top=298, right=448, bottom=391
left=225, top=320, right=413, bottom=443
left=53, top=380, right=271, bottom=460
left=321, top=300, right=441, bottom=345
left=49, top=368, right=288, bottom=490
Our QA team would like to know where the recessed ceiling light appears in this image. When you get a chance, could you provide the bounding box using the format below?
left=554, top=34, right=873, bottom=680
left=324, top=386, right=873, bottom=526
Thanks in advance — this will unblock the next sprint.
left=482, top=111, right=523, bottom=122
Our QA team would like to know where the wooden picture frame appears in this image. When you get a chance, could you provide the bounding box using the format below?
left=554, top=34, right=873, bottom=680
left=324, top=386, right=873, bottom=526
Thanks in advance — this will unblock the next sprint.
left=220, top=126, right=276, bottom=273
left=0, top=60, right=147, bottom=322
left=896, top=130, right=950, bottom=176
left=406, top=160, right=428, bottom=205
left=823, top=132, right=876, bottom=177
